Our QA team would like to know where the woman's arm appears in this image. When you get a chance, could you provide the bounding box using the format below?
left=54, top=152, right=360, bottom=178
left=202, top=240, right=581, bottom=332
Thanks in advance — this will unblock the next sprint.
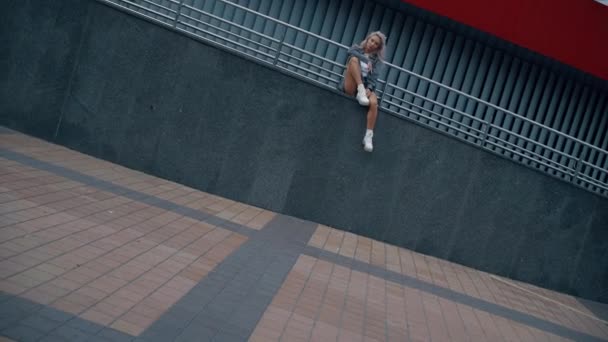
left=347, top=46, right=368, bottom=62
left=367, top=61, right=384, bottom=92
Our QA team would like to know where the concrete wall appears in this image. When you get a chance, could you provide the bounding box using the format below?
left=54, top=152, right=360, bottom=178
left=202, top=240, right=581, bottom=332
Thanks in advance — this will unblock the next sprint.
left=1, top=0, right=89, bottom=140
left=2, top=0, right=607, bottom=303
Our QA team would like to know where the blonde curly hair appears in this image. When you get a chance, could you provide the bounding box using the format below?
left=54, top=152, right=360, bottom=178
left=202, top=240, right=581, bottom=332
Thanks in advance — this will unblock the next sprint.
left=359, top=31, right=387, bottom=61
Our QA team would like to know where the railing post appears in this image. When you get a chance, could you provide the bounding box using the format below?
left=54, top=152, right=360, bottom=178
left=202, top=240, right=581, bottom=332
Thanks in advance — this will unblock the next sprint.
left=572, top=145, right=588, bottom=182
left=480, top=121, right=490, bottom=147
left=378, top=80, right=388, bottom=109
left=273, top=26, right=287, bottom=66
left=480, top=109, right=496, bottom=147
left=173, top=0, right=186, bottom=28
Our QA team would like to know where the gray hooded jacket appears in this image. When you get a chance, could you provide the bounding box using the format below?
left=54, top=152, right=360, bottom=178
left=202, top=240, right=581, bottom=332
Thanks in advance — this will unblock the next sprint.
left=340, top=45, right=384, bottom=92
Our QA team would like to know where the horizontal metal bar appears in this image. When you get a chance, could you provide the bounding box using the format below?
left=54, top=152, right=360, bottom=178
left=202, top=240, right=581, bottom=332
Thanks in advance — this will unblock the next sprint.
left=382, top=88, right=486, bottom=126
left=132, top=0, right=180, bottom=11
left=109, top=0, right=177, bottom=18
left=486, top=124, right=579, bottom=163
left=483, top=134, right=575, bottom=172
left=579, top=160, right=608, bottom=176
left=180, top=5, right=280, bottom=44
left=385, top=97, right=577, bottom=176
left=281, top=43, right=347, bottom=69
left=97, top=0, right=176, bottom=26
left=486, top=136, right=576, bottom=172
left=483, top=139, right=575, bottom=175
left=383, top=100, right=485, bottom=140
left=276, top=60, right=341, bottom=85
left=485, top=142, right=576, bottom=173
left=576, top=173, right=608, bottom=191
left=382, top=99, right=486, bottom=137
left=278, top=52, right=344, bottom=78
left=179, top=14, right=279, bottom=51
left=177, top=22, right=277, bottom=60
left=211, top=0, right=350, bottom=50
left=384, top=63, right=608, bottom=157
left=278, top=67, right=342, bottom=89
left=384, top=86, right=586, bottom=167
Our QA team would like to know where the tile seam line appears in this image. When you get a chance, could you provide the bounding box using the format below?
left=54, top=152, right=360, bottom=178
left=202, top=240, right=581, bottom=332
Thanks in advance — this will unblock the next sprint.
left=164, top=217, right=316, bottom=341
left=461, top=264, right=511, bottom=341
left=302, top=246, right=606, bottom=342
left=31, top=213, right=198, bottom=338
left=334, top=234, right=357, bottom=342
left=0, top=180, right=165, bottom=249
left=304, top=258, right=336, bottom=342
left=0, top=148, right=256, bottom=238
left=276, top=256, right=318, bottom=341
left=490, top=275, right=608, bottom=326
left=106, top=225, right=243, bottom=334
left=1, top=199, right=164, bottom=282
left=436, top=255, right=473, bottom=339
left=21, top=214, right=240, bottom=339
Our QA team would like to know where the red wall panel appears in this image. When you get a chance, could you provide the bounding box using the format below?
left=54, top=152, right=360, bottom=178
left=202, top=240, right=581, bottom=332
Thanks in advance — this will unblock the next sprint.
left=402, top=0, right=608, bottom=80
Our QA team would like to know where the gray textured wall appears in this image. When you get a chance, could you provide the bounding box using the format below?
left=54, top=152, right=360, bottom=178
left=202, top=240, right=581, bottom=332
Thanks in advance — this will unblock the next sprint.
left=0, top=0, right=88, bottom=140
left=2, top=0, right=607, bottom=303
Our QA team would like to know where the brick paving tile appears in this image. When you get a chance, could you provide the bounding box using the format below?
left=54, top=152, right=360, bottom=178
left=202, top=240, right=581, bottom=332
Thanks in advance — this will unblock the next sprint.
left=79, top=308, right=114, bottom=326
left=51, top=298, right=89, bottom=315
left=308, top=225, right=331, bottom=248
left=20, top=288, right=58, bottom=305
left=323, top=228, right=344, bottom=255
left=246, top=210, right=276, bottom=230
left=127, top=301, right=163, bottom=320
left=230, top=206, right=262, bottom=225
left=354, top=236, right=372, bottom=264
left=110, top=319, right=145, bottom=336
left=338, top=231, right=358, bottom=259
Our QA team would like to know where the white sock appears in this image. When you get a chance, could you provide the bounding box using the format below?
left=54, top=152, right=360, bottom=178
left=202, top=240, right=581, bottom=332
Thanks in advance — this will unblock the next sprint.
left=357, top=84, right=366, bottom=93
left=365, top=129, right=373, bottom=138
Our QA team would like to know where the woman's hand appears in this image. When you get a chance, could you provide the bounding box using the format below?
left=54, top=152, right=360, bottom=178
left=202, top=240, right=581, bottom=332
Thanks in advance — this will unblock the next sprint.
left=366, top=89, right=372, bottom=97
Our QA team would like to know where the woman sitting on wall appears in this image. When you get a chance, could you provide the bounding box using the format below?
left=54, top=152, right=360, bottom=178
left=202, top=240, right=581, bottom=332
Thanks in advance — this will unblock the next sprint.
left=340, top=31, right=387, bottom=153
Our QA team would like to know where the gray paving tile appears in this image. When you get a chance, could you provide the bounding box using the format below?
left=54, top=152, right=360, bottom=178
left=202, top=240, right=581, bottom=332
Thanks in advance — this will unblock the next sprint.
left=0, top=293, right=12, bottom=303
left=212, top=330, right=248, bottom=342
left=20, top=314, right=64, bottom=333
left=64, top=316, right=105, bottom=334
left=38, top=335, right=69, bottom=342
left=158, top=306, right=198, bottom=328
left=137, top=324, right=183, bottom=342
left=51, top=325, right=95, bottom=342
left=174, top=322, right=216, bottom=342
left=0, top=319, right=16, bottom=332
left=1, top=324, right=45, bottom=342
left=96, top=327, right=135, bottom=342
left=36, top=306, right=75, bottom=323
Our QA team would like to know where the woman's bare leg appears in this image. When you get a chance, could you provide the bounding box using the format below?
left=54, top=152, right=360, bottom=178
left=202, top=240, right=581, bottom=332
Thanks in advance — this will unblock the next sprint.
left=343, top=57, right=364, bottom=96
left=367, top=93, right=378, bottom=129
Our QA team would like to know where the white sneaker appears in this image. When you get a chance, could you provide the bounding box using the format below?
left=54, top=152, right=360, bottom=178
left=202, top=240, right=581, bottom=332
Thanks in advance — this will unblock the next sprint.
left=356, top=88, right=370, bottom=106
left=362, top=133, right=373, bottom=152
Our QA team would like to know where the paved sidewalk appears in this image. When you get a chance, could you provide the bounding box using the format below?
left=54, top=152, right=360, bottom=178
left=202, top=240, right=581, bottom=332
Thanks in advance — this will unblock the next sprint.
left=0, top=128, right=607, bottom=341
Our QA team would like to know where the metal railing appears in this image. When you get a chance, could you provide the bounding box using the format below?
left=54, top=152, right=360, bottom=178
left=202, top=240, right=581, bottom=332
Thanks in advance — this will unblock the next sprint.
left=97, top=0, right=608, bottom=197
